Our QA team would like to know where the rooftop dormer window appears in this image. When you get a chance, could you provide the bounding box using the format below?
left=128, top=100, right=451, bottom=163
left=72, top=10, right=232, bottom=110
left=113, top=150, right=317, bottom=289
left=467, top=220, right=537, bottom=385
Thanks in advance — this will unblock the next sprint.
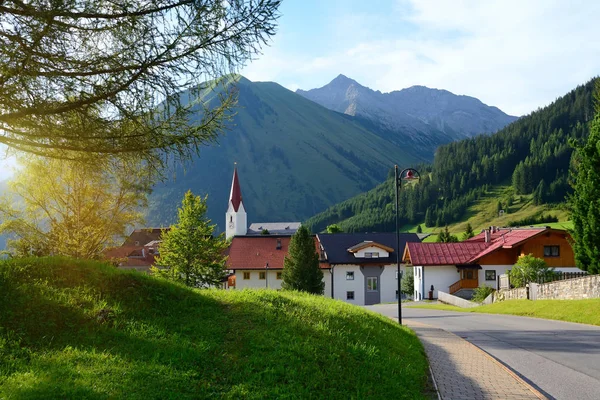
left=276, top=239, right=282, bottom=250
left=364, top=252, right=379, bottom=258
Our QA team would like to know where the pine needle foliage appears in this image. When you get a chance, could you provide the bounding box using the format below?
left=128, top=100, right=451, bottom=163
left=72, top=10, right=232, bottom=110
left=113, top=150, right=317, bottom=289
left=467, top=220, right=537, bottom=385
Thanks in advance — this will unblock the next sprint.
left=568, top=81, right=600, bottom=273
left=281, top=226, right=324, bottom=294
left=153, top=191, right=227, bottom=287
left=0, top=1, right=280, bottom=164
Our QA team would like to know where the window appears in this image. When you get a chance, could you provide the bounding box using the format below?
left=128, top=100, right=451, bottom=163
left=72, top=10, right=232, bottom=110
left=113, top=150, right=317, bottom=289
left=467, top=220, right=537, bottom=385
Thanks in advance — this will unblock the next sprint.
left=346, top=291, right=355, bottom=300
left=259, top=272, right=266, bottom=280
left=243, top=272, right=250, bottom=280
left=364, top=252, right=380, bottom=258
left=367, top=277, right=378, bottom=292
left=485, top=270, right=497, bottom=281
left=395, top=290, right=399, bottom=300
left=544, top=245, right=560, bottom=257
left=346, top=271, right=354, bottom=280
left=276, top=272, right=282, bottom=280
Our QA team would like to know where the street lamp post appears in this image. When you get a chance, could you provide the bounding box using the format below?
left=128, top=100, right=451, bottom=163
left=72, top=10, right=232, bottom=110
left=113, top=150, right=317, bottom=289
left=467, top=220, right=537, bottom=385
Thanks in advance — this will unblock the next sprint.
left=395, top=165, right=420, bottom=325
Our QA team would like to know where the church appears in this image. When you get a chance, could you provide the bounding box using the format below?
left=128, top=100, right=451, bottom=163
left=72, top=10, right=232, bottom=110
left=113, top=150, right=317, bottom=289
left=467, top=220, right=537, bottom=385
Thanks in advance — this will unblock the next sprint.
left=225, top=166, right=300, bottom=239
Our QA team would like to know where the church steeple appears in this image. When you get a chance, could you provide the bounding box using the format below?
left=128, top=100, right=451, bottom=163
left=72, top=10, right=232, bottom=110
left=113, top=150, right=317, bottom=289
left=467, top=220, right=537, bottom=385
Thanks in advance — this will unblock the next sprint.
left=226, top=165, right=247, bottom=239
left=229, top=167, right=243, bottom=212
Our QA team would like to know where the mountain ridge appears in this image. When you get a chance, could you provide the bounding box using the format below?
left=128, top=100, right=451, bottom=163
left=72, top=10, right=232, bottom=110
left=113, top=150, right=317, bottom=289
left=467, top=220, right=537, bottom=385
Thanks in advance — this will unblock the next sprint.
left=297, top=75, right=518, bottom=140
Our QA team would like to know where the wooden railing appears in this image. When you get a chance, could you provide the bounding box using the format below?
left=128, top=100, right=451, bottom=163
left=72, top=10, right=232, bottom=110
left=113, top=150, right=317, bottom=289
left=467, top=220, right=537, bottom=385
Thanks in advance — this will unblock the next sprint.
left=449, top=280, right=462, bottom=294
left=449, top=279, right=479, bottom=294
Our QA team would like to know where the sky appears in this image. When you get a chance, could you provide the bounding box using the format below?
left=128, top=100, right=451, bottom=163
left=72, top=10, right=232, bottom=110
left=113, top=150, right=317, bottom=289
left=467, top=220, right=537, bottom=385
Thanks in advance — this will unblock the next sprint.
left=1, top=0, right=600, bottom=180
left=241, top=0, right=600, bottom=117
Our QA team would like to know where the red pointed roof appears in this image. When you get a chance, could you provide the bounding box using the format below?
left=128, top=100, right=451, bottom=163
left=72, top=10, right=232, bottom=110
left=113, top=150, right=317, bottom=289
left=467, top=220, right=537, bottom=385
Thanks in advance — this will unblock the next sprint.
left=229, top=167, right=243, bottom=212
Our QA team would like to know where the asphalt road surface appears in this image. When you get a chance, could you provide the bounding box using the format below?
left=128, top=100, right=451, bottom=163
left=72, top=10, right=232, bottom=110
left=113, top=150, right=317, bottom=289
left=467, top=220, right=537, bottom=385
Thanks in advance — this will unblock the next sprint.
left=366, top=304, right=600, bottom=400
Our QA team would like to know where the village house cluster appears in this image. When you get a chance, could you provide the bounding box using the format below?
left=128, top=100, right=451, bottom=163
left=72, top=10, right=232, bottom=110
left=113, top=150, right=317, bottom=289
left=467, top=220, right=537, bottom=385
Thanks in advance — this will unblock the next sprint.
left=107, top=168, right=582, bottom=306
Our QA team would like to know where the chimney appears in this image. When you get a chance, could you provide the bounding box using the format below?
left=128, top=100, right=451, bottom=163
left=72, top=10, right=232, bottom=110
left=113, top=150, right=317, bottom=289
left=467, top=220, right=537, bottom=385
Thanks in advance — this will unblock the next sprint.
left=484, top=229, right=491, bottom=243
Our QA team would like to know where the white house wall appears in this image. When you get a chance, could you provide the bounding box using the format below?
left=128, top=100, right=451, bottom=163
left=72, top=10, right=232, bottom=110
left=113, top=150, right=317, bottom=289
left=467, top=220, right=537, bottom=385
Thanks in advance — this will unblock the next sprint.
left=353, top=246, right=390, bottom=258
left=478, top=265, right=512, bottom=290
left=235, top=270, right=283, bottom=290
left=234, top=269, right=332, bottom=295
left=415, top=265, right=460, bottom=300
left=332, top=265, right=365, bottom=305
left=380, top=264, right=404, bottom=303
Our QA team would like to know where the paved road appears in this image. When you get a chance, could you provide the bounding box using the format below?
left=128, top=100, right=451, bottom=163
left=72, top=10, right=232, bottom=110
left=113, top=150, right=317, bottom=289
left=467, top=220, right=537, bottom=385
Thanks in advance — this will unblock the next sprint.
left=366, top=304, right=600, bottom=400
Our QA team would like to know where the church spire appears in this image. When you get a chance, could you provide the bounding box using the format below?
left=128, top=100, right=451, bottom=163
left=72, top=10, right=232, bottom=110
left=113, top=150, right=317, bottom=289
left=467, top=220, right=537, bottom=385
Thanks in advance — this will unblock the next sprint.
left=229, top=165, right=243, bottom=211
left=226, top=164, right=247, bottom=239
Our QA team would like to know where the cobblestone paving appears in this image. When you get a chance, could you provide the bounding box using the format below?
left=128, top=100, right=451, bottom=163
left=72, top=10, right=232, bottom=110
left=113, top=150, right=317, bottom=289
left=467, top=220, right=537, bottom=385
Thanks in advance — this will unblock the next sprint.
left=407, top=321, right=545, bottom=400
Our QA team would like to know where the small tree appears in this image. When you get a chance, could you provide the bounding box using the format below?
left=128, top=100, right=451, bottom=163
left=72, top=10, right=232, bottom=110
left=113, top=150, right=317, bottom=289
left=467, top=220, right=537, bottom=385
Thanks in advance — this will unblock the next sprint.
left=437, top=226, right=458, bottom=243
left=509, top=254, right=556, bottom=287
left=401, top=267, right=414, bottom=296
left=153, top=191, right=227, bottom=287
left=281, top=226, right=324, bottom=294
left=462, top=223, right=475, bottom=240
left=416, top=225, right=423, bottom=234
left=326, top=224, right=343, bottom=234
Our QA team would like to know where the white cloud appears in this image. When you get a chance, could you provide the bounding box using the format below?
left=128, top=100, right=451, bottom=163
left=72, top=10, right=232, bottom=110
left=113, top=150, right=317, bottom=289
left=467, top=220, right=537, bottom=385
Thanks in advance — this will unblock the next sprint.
left=242, top=0, right=600, bottom=116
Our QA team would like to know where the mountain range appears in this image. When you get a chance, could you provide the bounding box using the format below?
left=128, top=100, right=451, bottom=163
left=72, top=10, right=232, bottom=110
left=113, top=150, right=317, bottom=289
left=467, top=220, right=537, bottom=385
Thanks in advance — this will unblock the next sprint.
left=297, top=74, right=517, bottom=141
left=145, top=75, right=517, bottom=232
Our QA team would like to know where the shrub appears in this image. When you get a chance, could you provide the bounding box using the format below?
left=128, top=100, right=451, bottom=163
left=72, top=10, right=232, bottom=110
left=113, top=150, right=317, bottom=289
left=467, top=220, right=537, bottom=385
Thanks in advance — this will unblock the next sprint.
left=472, top=285, right=495, bottom=303
left=509, top=254, right=556, bottom=287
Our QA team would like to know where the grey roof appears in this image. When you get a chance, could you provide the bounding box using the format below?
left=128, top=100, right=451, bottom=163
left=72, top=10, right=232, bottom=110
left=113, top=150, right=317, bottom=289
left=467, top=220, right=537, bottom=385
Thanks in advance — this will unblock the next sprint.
left=317, top=232, right=422, bottom=265
left=247, top=222, right=301, bottom=236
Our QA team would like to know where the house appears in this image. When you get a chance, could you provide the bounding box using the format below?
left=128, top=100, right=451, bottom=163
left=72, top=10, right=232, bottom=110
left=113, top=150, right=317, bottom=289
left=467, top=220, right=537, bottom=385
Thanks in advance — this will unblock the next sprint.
left=403, top=226, right=582, bottom=300
left=225, top=166, right=300, bottom=239
left=226, top=235, right=331, bottom=294
left=317, top=233, right=422, bottom=305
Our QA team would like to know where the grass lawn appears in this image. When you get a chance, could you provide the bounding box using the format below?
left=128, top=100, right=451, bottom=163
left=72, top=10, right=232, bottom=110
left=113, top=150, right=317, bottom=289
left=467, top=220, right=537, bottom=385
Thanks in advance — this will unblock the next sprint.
left=0, top=257, right=430, bottom=399
left=403, top=185, right=570, bottom=242
left=408, top=299, right=600, bottom=326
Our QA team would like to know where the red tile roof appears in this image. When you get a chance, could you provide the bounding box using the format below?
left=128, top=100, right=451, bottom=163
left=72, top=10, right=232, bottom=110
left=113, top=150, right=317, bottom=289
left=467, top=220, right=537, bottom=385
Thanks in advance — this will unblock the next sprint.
left=226, top=236, right=328, bottom=270
left=405, top=242, right=488, bottom=266
left=104, top=246, right=142, bottom=259
left=229, top=167, right=243, bottom=212
left=407, top=227, right=561, bottom=266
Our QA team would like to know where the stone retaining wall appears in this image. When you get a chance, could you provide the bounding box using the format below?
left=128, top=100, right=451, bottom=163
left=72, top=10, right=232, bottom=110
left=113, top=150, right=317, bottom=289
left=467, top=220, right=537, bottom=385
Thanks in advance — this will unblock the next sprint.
left=537, top=274, right=600, bottom=300
left=493, top=275, right=599, bottom=302
left=493, top=287, right=527, bottom=302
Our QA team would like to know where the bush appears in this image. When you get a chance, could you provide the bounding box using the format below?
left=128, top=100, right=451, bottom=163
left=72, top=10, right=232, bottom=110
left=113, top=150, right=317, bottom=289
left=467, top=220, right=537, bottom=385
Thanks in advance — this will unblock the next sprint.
left=472, top=285, right=495, bottom=303
left=509, top=254, right=556, bottom=287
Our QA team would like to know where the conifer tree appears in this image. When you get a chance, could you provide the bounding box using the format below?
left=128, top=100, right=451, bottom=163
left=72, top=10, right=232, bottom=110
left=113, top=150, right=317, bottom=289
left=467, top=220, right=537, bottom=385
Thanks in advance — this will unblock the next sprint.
left=416, top=224, right=423, bottom=234
left=462, top=223, right=475, bottom=240
left=568, top=88, right=600, bottom=273
left=281, top=226, right=324, bottom=294
left=533, top=180, right=546, bottom=205
left=437, top=226, right=458, bottom=243
left=424, top=208, right=434, bottom=227
left=153, top=191, right=227, bottom=287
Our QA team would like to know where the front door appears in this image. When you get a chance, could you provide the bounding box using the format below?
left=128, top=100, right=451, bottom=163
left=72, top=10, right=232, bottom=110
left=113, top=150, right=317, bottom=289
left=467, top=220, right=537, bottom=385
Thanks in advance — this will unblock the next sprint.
left=363, top=266, right=383, bottom=305
left=460, top=269, right=479, bottom=288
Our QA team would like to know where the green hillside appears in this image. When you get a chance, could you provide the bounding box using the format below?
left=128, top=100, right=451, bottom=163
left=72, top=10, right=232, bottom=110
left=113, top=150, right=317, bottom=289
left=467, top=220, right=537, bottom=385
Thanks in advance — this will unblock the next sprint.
left=0, top=257, right=430, bottom=399
left=147, top=77, right=439, bottom=232
left=305, top=78, right=597, bottom=234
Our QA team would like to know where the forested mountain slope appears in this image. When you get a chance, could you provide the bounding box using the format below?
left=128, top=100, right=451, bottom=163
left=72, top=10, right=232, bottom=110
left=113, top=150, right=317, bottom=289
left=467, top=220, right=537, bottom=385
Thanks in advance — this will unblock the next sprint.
left=147, top=77, right=428, bottom=231
left=305, top=78, right=596, bottom=233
